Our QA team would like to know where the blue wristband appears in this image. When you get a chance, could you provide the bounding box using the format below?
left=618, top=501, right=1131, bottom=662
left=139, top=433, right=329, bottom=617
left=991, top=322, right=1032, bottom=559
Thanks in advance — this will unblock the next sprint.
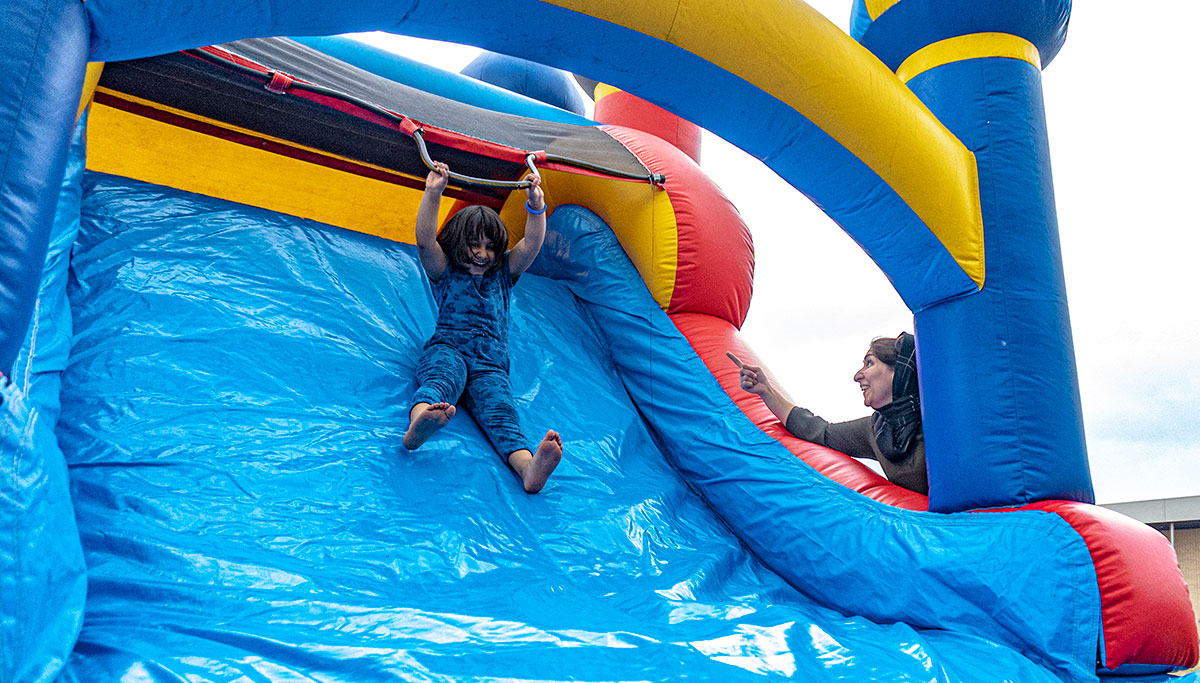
left=525, top=200, right=546, bottom=215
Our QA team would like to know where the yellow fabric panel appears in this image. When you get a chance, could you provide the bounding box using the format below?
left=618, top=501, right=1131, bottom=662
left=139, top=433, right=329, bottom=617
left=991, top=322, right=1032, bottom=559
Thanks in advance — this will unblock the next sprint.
left=85, top=98, right=449, bottom=243
left=897, top=33, right=1042, bottom=84
left=77, top=63, right=104, bottom=120
left=539, top=0, right=985, bottom=288
left=85, top=96, right=679, bottom=308
left=863, top=0, right=900, bottom=21
left=497, top=167, right=678, bottom=310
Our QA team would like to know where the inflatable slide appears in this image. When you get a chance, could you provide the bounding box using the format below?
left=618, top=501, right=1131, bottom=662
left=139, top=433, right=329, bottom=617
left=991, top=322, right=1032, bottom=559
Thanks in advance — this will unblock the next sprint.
left=1, top=1, right=1196, bottom=681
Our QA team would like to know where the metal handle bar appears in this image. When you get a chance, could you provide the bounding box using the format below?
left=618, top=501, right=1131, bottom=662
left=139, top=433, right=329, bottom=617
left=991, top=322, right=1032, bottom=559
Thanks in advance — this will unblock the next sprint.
left=412, top=128, right=539, bottom=189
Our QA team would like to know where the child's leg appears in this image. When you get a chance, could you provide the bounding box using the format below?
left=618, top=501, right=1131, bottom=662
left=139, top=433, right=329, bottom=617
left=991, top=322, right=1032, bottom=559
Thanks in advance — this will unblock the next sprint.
left=405, top=345, right=467, bottom=450
left=463, top=369, right=562, bottom=493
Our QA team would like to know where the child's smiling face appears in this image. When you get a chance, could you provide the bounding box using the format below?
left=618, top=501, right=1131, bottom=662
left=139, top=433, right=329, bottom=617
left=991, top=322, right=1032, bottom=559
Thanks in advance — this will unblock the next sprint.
left=466, top=238, right=496, bottom=274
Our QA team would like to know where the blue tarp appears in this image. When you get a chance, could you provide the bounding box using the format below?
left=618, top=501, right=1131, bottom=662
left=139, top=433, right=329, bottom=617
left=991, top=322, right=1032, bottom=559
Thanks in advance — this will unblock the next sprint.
left=0, top=118, right=87, bottom=683
left=44, top=172, right=1090, bottom=681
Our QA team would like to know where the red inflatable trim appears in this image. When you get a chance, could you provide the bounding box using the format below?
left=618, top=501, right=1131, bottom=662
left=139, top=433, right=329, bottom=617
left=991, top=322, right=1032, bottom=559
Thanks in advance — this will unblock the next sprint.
left=594, top=89, right=702, bottom=163
left=604, top=126, right=753, bottom=328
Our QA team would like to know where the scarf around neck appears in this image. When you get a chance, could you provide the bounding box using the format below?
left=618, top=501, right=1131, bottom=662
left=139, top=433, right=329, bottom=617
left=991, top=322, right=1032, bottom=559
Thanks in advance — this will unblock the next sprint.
left=871, top=332, right=922, bottom=463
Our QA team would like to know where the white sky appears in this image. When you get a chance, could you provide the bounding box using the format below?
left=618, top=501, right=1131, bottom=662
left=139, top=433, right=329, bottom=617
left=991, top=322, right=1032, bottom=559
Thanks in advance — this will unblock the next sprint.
left=355, top=1, right=1199, bottom=505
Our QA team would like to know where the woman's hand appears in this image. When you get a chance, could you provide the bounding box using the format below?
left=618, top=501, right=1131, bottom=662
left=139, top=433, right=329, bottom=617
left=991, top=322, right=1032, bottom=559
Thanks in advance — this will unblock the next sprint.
left=726, top=351, right=770, bottom=396
left=727, top=351, right=795, bottom=424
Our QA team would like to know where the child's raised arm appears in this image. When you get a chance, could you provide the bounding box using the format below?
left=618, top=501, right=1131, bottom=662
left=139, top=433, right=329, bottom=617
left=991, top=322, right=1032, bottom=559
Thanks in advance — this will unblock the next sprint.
left=415, top=162, right=450, bottom=281
left=508, top=175, right=546, bottom=276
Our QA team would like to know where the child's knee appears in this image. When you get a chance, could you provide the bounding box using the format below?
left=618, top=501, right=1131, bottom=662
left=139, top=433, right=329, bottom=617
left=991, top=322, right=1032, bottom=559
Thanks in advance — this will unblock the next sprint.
left=415, top=346, right=468, bottom=403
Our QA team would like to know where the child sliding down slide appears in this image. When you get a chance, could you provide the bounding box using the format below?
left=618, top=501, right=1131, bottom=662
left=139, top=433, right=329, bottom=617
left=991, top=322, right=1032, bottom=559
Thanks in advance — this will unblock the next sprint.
left=403, top=162, right=563, bottom=493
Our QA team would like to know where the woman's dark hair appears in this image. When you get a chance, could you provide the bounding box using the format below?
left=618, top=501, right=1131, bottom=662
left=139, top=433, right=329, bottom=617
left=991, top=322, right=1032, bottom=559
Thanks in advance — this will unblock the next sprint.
left=436, top=205, right=509, bottom=274
left=869, top=335, right=902, bottom=367
left=869, top=332, right=919, bottom=399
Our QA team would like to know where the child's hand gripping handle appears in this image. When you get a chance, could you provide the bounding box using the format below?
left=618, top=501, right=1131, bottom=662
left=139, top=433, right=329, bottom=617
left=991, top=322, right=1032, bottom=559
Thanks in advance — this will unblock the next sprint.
left=525, top=174, right=545, bottom=213
left=425, top=161, right=449, bottom=195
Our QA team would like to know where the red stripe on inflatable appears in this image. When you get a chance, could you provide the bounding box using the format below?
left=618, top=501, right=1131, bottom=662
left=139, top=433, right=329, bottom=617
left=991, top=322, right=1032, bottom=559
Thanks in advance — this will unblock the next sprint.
left=193, top=46, right=277, bottom=74
left=673, top=311, right=929, bottom=510
left=603, top=125, right=753, bottom=328
left=989, top=500, right=1199, bottom=670
left=594, top=90, right=702, bottom=163
left=415, top=124, right=536, bottom=166
left=539, top=161, right=640, bottom=180
left=191, top=48, right=412, bottom=130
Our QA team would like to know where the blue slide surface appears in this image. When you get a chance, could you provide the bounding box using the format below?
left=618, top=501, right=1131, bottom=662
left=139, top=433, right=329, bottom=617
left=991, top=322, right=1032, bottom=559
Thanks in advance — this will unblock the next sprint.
left=52, top=171, right=1081, bottom=681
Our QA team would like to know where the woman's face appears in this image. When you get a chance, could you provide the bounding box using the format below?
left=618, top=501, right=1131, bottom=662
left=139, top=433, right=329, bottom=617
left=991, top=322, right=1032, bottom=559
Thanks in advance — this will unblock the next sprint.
left=854, top=352, right=895, bottom=409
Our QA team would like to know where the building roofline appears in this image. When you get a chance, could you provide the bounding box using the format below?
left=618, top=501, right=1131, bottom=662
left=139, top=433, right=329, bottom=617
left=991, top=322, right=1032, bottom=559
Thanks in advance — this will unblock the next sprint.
left=1103, top=495, right=1200, bottom=525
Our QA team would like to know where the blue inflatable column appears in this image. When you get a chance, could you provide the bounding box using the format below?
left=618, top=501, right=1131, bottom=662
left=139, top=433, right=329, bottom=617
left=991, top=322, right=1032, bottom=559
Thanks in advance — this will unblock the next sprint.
left=0, top=0, right=89, bottom=377
left=853, top=0, right=1094, bottom=512
left=460, top=51, right=588, bottom=115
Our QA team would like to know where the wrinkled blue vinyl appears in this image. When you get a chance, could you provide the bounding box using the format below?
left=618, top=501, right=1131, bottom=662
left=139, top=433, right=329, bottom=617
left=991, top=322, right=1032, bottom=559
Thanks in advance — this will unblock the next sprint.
left=0, top=116, right=87, bottom=682
left=52, top=173, right=1160, bottom=682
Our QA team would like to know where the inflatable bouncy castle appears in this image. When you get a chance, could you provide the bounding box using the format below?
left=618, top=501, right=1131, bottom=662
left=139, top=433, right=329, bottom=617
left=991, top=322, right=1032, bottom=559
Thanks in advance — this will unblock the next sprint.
left=1, top=0, right=1197, bottom=681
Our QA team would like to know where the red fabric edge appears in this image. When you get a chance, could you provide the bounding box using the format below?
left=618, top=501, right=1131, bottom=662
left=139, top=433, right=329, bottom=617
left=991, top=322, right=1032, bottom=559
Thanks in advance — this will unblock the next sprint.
left=603, top=125, right=753, bottom=329
left=595, top=90, right=702, bottom=163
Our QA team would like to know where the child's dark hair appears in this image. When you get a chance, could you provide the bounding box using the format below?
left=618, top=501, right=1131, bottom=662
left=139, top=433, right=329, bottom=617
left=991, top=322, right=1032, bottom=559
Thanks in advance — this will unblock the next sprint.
left=436, top=205, right=509, bottom=274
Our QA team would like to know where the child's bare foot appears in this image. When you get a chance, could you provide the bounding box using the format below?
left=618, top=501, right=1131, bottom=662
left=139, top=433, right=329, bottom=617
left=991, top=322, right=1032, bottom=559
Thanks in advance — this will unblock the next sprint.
left=403, top=402, right=455, bottom=450
left=518, top=431, right=562, bottom=494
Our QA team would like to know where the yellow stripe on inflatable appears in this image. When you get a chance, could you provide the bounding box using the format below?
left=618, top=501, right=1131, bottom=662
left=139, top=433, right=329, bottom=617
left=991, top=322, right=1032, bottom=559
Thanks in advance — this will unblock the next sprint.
left=863, top=0, right=901, bottom=21
left=897, top=33, right=1042, bottom=83
left=86, top=96, right=444, bottom=242
left=77, top=63, right=105, bottom=120
left=542, top=0, right=985, bottom=287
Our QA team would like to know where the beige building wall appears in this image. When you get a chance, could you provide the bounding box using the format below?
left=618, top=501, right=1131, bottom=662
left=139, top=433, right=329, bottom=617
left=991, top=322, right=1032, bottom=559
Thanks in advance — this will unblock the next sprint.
left=1166, top=527, right=1200, bottom=645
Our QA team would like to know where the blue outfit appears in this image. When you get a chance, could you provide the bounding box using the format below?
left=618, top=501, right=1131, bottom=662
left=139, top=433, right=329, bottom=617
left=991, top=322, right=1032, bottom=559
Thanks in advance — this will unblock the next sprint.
left=412, top=254, right=527, bottom=457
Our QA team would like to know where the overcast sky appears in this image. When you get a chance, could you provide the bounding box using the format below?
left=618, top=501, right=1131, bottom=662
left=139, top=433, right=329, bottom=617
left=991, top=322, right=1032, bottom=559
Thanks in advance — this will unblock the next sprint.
left=356, top=1, right=1198, bottom=505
